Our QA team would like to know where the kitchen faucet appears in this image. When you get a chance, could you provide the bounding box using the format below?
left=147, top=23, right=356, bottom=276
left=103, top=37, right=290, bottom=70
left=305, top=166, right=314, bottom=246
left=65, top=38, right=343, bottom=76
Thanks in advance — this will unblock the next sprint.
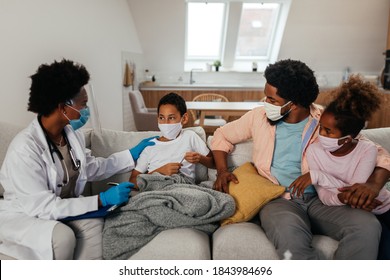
left=190, top=68, right=202, bottom=84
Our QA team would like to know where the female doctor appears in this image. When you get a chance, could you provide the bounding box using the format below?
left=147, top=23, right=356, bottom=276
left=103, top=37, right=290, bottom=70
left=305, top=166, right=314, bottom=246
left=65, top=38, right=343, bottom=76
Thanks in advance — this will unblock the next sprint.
left=0, top=59, right=155, bottom=260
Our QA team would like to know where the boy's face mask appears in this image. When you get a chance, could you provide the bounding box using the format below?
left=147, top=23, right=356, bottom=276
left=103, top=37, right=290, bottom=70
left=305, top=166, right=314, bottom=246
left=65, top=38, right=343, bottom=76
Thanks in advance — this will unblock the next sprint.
left=158, top=122, right=183, bottom=140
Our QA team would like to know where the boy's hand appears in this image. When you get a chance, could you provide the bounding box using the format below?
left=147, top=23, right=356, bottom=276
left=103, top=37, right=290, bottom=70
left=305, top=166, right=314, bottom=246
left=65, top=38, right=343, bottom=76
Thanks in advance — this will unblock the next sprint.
left=184, top=152, right=201, bottom=163
left=157, top=162, right=182, bottom=176
left=289, top=172, right=312, bottom=197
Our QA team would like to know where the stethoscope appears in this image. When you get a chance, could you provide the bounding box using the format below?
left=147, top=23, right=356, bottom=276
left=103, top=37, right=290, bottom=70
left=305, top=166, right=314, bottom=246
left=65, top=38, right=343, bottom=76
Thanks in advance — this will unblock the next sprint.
left=38, top=116, right=81, bottom=187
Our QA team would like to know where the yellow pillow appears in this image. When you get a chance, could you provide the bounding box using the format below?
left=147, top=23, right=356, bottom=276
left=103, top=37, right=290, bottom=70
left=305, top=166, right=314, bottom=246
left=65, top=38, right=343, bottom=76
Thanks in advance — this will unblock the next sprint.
left=221, top=162, right=285, bottom=226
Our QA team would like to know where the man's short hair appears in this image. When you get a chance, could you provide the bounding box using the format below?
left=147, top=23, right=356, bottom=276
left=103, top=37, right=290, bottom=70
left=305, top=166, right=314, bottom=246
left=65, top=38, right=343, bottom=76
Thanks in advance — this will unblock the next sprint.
left=264, top=59, right=319, bottom=108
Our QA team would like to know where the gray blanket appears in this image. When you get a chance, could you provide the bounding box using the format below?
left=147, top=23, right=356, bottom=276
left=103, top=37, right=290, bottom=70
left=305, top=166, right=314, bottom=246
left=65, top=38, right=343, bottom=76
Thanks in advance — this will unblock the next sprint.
left=102, top=173, right=235, bottom=260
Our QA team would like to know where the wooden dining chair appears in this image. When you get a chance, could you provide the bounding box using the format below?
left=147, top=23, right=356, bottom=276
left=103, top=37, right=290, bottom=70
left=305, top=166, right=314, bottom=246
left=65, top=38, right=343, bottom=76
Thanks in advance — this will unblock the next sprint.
left=189, top=93, right=230, bottom=135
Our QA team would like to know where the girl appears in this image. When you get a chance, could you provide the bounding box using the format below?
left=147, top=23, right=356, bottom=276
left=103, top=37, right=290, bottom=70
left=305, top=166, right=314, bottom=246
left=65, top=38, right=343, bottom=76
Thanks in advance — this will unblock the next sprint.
left=290, top=75, right=390, bottom=258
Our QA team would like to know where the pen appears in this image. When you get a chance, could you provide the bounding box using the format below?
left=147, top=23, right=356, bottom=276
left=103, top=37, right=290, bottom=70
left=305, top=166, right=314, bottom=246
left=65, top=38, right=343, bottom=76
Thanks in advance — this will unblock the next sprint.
left=106, top=182, right=133, bottom=212
left=106, top=182, right=120, bottom=212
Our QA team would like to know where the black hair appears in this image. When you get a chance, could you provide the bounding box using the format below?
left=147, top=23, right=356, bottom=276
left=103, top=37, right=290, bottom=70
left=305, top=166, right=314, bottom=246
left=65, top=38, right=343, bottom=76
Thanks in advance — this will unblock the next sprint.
left=28, top=59, right=90, bottom=116
left=264, top=59, right=319, bottom=108
left=158, top=92, right=187, bottom=116
left=324, top=75, right=382, bottom=138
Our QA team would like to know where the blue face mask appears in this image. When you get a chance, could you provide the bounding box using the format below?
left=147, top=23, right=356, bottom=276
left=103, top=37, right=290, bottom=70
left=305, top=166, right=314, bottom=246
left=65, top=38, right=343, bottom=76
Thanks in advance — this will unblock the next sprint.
left=64, top=106, right=90, bottom=130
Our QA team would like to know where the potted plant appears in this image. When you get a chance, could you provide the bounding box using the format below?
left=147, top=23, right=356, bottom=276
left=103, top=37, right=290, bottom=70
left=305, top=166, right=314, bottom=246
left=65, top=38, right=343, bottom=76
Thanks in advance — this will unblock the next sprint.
left=213, top=60, right=221, bottom=72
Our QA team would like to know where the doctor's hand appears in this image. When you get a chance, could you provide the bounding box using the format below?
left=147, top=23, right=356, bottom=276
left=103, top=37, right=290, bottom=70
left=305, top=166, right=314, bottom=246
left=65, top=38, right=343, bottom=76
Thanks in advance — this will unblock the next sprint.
left=99, top=182, right=133, bottom=207
left=129, top=136, right=158, bottom=161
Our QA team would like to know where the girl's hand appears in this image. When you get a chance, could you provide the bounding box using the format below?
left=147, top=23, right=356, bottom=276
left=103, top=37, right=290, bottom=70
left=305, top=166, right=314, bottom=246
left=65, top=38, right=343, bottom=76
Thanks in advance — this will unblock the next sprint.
left=289, top=172, right=312, bottom=197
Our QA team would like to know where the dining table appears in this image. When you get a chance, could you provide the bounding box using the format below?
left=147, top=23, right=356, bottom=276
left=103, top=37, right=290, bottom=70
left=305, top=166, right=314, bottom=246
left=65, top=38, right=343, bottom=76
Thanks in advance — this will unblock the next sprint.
left=186, top=101, right=263, bottom=126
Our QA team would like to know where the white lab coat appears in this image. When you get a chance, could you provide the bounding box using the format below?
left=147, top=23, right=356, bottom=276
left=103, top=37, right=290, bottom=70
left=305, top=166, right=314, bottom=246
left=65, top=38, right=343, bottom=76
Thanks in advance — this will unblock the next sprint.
left=0, top=118, right=134, bottom=259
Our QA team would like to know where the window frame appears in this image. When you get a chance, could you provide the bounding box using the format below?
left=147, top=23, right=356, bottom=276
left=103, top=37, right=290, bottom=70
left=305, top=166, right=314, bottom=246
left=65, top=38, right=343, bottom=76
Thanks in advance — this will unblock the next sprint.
left=184, top=0, right=292, bottom=72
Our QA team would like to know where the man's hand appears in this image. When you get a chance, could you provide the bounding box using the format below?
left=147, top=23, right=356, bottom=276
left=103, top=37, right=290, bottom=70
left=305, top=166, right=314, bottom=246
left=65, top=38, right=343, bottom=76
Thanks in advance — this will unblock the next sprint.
left=289, top=172, right=312, bottom=197
left=213, top=170, right=238, bottom=193
left=338, top=182, right=382, bottom=210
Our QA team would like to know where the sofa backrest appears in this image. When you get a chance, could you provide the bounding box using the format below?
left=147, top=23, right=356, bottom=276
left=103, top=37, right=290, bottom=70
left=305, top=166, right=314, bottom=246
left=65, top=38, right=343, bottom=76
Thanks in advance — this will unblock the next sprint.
left=360, top=128, right=390, bottom=153
left=0, top=121, right=92, bottom=197
left=88, top=126, right=207, bottom=195
left=0, top=121, right=25, bottom=196
left=207, top=127, right=390, bottom=181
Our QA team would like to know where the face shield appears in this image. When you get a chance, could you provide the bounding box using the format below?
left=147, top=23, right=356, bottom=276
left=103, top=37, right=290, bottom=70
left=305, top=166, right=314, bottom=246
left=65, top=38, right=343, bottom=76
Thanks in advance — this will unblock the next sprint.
left=78, top=83, right=102, bottom=134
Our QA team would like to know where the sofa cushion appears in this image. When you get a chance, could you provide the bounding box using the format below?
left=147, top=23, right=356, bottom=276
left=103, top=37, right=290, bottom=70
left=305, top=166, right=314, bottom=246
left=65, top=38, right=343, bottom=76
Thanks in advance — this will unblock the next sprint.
left=213, top=221, right=338, bottom=260
left=221, top=162, right=285, bottom=226
left=89, top=127, right=207, bottom=195
left=213, top=222, right=279, bottom=259
left=129, top=228, right=211, bottom=260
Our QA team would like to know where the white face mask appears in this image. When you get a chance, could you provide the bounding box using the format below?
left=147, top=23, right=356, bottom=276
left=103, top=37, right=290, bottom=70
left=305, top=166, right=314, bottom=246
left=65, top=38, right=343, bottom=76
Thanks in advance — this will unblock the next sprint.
left=158, top=122, right=183, bottom=140
left=318, top=135, right=350, bottom=152
left=264, top=101, right=292, bottom=121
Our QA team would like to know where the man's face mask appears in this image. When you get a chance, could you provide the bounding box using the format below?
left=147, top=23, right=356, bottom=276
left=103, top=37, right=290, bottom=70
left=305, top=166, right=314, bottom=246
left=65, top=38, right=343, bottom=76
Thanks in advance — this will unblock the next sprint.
left=264, top=101, right=292, bottom=121
left=64, top=105, right=90, bottom=130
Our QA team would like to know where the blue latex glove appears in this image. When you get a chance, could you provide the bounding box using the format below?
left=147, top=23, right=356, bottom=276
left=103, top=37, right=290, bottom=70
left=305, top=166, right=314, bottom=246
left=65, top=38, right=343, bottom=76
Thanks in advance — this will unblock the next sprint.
left=129, top=136, right=158, bottom=160
left=99, top=182, right=134, bottom=207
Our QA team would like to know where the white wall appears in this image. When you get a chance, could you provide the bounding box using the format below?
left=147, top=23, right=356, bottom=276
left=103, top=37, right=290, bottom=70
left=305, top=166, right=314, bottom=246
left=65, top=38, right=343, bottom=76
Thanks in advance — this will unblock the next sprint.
left=128, top=0, right=390, bottom=87
left=1, top=0, right=389, bottom=129
left=0, top=0, right=142, bottom=130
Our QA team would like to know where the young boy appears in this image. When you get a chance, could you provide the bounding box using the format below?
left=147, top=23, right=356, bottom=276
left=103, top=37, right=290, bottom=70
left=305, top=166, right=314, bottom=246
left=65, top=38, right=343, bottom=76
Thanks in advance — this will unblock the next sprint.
left=129, top=92, right=214, bottom=187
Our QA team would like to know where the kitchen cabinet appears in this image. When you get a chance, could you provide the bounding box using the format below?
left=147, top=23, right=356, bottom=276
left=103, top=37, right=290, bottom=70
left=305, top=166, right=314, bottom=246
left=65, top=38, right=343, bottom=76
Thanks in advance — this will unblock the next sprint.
left=140, top=87, right=390, bottom=129
left=140, top=88, right=265, bottom=107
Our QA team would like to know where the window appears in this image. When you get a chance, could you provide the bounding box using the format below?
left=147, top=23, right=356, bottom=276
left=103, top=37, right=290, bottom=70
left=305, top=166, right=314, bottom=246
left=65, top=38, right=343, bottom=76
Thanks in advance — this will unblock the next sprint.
left=185, top=0, right=292, bottom=72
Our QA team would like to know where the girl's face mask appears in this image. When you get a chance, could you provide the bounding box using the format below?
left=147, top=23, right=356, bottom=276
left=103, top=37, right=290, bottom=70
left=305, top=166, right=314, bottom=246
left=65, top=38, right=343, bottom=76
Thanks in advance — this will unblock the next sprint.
left=318, top=134, right=350, bottom=152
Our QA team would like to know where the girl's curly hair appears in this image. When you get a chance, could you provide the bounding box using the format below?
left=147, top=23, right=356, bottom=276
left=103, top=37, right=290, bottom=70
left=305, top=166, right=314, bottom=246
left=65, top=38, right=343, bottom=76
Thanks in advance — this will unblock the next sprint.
left=325, top=75, right=382, bottom=137
left=28, top=59, right=90, bottom=116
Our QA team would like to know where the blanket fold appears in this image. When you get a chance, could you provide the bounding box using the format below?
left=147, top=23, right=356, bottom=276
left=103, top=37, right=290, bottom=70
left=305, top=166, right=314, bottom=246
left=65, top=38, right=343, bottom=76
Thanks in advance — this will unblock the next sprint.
left=102, top=173, right=235, bottom=260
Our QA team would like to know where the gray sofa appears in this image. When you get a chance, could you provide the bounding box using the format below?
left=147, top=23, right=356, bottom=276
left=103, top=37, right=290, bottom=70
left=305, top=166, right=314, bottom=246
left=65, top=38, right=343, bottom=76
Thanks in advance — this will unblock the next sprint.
left=1, top=120, right=389, bottom=260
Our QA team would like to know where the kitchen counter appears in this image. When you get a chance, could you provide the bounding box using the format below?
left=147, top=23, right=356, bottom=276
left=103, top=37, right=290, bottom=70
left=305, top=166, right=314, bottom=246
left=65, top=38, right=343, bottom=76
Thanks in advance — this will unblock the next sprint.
left=138, top=86, right=390, bottom=128
left=139, top=83, right=263, bottom=91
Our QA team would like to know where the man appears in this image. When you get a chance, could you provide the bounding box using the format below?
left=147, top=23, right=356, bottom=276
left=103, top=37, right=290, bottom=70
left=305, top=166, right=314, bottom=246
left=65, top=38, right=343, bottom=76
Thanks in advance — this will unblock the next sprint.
left=211, top=59, right=390, bottom=259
